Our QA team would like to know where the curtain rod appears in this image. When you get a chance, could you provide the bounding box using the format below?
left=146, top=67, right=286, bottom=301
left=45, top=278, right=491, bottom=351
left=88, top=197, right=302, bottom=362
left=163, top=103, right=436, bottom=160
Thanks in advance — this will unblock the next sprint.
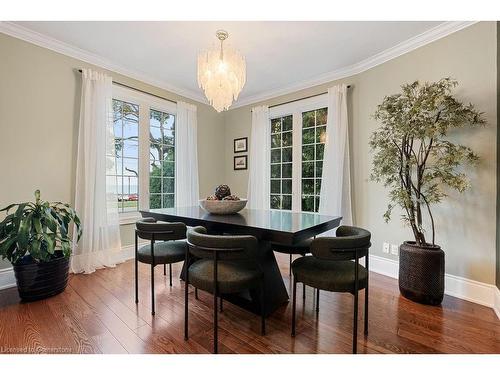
left=268, top=85, right=351, bottom=109
left=77, top=69, right=177, bottom=105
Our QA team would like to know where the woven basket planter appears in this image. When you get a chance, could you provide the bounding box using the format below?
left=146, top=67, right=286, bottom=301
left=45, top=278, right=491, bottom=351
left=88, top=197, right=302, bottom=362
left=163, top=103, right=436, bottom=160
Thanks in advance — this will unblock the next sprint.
left=398, top=241, right=444, bottom=306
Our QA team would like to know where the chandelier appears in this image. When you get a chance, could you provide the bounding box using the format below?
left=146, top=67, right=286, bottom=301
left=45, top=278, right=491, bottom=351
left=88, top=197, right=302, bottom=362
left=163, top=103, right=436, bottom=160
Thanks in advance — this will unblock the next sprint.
left=197, top=30, right=246, bottom=112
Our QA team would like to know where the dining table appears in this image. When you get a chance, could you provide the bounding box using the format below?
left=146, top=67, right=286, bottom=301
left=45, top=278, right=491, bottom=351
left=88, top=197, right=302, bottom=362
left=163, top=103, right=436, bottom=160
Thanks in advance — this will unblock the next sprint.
left=140, top=206, right=342, bottom=316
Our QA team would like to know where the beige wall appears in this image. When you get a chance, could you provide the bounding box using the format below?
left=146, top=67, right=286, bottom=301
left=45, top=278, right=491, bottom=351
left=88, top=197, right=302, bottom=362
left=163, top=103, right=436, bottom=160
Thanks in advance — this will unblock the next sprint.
left=223, top=22, right=497, bottom=284
left=0, top=33, right=225, bottom=269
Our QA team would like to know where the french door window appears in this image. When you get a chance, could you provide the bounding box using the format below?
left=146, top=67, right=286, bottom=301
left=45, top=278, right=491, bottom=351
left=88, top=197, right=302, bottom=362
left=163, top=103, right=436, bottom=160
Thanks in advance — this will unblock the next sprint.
left=109, top=85, right=177, bottom=221
left=269, top=95, right=328, bottom=213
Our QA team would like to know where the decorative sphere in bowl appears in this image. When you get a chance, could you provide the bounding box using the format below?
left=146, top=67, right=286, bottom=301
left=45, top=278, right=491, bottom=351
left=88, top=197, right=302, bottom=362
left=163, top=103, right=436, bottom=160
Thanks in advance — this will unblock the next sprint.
left=199, top=198, right=247, bottom=215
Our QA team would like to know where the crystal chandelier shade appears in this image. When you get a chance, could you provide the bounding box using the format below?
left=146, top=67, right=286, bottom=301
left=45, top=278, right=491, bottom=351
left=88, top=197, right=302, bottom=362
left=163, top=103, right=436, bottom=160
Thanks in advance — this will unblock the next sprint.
left=197, top=30, right=246, bottom=112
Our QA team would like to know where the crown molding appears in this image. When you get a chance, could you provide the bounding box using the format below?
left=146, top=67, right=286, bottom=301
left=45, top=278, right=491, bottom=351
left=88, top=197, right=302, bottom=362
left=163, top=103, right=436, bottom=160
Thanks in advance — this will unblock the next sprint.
left=230, top=21, right=478, bottom=109
left=0, top=21, right=208, bottom=105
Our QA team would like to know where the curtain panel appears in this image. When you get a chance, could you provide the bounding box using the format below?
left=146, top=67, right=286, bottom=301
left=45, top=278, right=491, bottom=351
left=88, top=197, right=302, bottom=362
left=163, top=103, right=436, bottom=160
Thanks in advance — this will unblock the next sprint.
left=176, top=101, right=200, bottom=207
left=319, top=84, right=353, bottom=226
left=247, top=105, right=270, bottom=209
left=71, top=68, right=122, bottom=274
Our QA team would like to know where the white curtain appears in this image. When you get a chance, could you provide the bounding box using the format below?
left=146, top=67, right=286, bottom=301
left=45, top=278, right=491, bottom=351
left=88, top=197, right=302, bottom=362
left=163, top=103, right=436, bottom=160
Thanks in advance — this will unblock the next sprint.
left=319, top=84, right=353, bottom=226
left=176, top=101, right=199, bottom=207
left=247, top=105, right=270, bottom=209
left=71, top=68, right=122, bottom=274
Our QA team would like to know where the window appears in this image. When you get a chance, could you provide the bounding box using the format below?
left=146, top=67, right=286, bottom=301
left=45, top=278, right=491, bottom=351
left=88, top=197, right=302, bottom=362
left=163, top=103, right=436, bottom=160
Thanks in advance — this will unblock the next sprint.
left=149, top=109, right=176, bottom=209
left=269, top=96, right=328, bottom=213
left=301, top=108, right=327, bottom=212
left=110, top=85, right=177, bottom=220
left=270, top=115, right=293, bottom=210
left=110, top=99, right=139, bottom=213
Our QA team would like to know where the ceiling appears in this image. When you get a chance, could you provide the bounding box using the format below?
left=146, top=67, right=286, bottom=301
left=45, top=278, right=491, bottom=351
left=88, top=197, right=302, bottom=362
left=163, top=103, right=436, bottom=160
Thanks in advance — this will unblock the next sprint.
left=11, top=21, right=459, bottom=107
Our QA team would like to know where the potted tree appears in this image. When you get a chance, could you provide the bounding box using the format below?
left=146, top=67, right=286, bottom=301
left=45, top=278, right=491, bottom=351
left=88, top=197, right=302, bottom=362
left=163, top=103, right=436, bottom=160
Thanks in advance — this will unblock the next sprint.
left=0, top=190, right=82, bottom=301
left=370, top=78, right=484, bottom=305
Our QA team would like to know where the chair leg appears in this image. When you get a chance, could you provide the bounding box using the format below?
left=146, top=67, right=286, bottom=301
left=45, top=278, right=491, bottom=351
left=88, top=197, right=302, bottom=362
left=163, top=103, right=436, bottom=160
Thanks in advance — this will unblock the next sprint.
left=134, top=254, right=138, bottom=304
left=364, top=287, right=369, bottom=335
left=184, top=277, right=189, bottom=340
left=163, top=263, right=166, bottom=276
left=353, top=289, right=358, bottom=354
left=219, top=297, right=223, bottom=312
left=213, top=289, right=218, bottom=354
left=169, top=263, right=173, bottom=287
left=260, top=279, right=266, bottom=335
left=316, top=288, right=320, bottom=313
left=151, top=263, right=155, bottom=316
left=291, top=276, right=297, bottom=337
left=303, top=283, right=306, bottom=301
left=289, top=254, right=292, bottom=276
left=195, top=287, right=199, bottom=300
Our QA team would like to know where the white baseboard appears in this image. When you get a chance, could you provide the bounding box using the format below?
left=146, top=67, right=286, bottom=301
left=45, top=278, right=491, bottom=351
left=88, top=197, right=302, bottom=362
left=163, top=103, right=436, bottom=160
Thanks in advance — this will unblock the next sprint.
left=0, top=267, right=16, bottom=291
left=494, top=287, right=500, bottom=320
left=370, top=254, right=499, bottom=316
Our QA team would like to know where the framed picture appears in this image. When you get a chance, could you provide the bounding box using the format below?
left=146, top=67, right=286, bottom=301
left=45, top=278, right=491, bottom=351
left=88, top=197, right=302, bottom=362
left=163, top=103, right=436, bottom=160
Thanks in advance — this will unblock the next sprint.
left=234, top=155, right=248, bottom=170
left=233, top=137, right=248, bottom=153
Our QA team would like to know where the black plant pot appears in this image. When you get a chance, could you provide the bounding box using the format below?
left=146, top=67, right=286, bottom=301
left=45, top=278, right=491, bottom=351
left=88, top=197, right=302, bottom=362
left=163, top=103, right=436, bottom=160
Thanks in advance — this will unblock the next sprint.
left=399, top=241, right=445, bottom=306
left=13, top=252, right=70, bottom=302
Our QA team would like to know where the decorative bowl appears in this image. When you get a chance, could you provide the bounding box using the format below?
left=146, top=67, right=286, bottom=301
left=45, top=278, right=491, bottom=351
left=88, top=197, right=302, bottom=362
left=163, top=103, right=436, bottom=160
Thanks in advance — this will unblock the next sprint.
left=199, top=198, right=247, bottom=215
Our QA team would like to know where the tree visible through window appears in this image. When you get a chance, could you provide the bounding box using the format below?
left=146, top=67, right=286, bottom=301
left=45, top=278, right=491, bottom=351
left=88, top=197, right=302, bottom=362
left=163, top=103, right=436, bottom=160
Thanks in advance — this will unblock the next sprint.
left=149, top=109, right=175, bottom=209
left=110, top=99, right=139, bottom=212
left=270, top=115, right=293, bottom=210
left=301, top=108, right=327, bottom=212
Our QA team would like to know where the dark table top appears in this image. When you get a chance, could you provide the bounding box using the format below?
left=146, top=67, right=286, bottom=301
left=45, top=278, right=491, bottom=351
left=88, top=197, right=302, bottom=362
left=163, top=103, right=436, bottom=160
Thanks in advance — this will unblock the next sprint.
left=140, top=206, right=342, bottom=245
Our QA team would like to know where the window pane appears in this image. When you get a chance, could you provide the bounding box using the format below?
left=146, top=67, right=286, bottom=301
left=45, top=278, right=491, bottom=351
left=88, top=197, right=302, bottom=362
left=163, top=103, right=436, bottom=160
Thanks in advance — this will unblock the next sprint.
left=302, top=145, right=314, bottom=161
left=282, top=179, right=292, bottom=194
left=302, top=179, right=314, bottom=195
left=302, top=128, right=315, bottom=144
left=282, top=116, right=292, bottom=131
left=110, top=99, right=140, bottom=214
left=282, top=163, right=292, bottom=178
left=282, top=195, right=292, bottom=210
left=315, top=196, right=320, bottom=212
left=316, top=161, right=323, bottom=178
left=271, top=134, right=281, bottom=149
left=302, top=162, right=314, bottom=178
left=271, top=164, right=281, bottom=178
left=315, top=179, right=322, bottom=195
left=282, top=147, right=292, bottom=162
left=316, top=144, right=325, bottom=160
left=271, top=149, right=281, bottom=163
left=150, top=194, right=161, bottom=209
left=282, top=132, right=292, bottom=147
left=270, top=195, right=281, bottom=209
left=271, top=180, right=281, bottom=194
left=302, top=110, right=315, bottom=128
left=271, top=118, right=281, bottom=134
left=301, top=196, right=315, bottom=212
left=316, top=108, right=327, bottom=125
left=150, top=109, right=176, bottom=209
left=316, top=126, right=326, bottom=143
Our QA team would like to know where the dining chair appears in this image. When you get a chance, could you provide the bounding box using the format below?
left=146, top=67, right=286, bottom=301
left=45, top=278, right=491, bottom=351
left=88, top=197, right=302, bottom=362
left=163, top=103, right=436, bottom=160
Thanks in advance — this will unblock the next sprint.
left=290, top=226, right=371, bottom=353
left=135, top=217, right=187, bottom=315
left=184, top=226, right=265, bottom=354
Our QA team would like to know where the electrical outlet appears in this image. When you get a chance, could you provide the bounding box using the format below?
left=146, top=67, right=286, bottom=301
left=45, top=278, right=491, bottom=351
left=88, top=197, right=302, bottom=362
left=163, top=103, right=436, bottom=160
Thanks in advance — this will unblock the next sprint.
left=391, top=244, right=399, bottom=256
left=382, top=242, right=390, bottom=254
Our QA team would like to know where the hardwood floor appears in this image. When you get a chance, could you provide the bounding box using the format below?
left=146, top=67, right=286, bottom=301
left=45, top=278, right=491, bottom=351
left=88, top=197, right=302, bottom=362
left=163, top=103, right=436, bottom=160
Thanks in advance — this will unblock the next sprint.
left=0, top=253, right=499, bottom=354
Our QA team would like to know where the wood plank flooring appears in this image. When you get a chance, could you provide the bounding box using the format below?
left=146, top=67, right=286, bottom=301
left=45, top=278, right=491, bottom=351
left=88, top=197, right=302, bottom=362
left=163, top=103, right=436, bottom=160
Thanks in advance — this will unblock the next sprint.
left=0, top=253, right=499, bottom=354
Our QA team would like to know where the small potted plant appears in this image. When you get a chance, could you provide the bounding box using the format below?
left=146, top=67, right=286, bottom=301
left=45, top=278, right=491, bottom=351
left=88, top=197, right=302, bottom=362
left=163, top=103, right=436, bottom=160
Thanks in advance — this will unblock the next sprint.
left=0, top=190, right=82, bottom=301
left=370, top=78, right=484, bottom=305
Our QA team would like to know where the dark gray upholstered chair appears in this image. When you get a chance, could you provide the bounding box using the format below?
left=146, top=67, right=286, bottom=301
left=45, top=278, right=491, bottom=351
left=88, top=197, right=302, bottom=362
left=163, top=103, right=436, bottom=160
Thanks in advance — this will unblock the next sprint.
left=291, top=226, right=371, bottom=354
left=135, top=217, right=187, bottom=315
left=185, top=226, right=265, bottom=354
